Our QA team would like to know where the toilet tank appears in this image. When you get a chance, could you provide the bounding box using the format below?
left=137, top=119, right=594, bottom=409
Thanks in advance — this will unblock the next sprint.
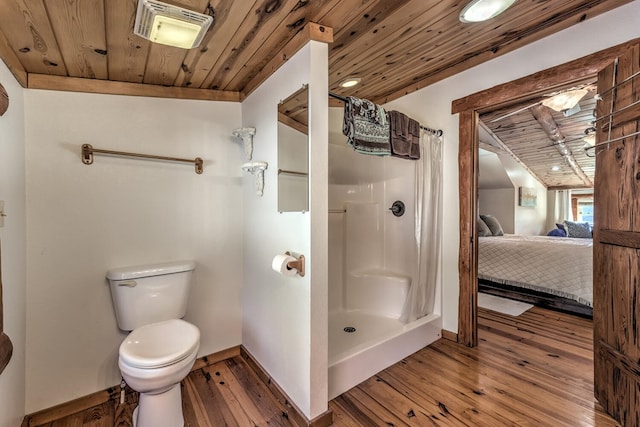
left=107, top=261, right=195, bottom=331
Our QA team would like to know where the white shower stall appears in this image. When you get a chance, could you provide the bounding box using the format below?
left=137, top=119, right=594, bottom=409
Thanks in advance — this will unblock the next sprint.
left=327, top=108, right=442, bottom=399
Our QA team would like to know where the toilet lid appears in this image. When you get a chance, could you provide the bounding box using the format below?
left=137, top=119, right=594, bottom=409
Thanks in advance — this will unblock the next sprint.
left=119, top=319, right=200, bottom=369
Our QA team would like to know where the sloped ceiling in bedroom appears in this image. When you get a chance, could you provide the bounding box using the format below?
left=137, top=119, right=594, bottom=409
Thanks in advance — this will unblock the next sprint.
left=479, top=83, right=597, bottom=190
left=479, top=149, right=513, bottom=190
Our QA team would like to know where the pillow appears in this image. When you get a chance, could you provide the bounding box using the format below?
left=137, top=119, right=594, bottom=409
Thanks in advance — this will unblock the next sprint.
left=556, top=223, right=567, bottom=234
left=478, top=217, right=492, bottom=237
left=547, top=228, right=566, bottom=237
left=480, top=214, right=504, bottom=236
left=564, top=220, right=592, bottom=238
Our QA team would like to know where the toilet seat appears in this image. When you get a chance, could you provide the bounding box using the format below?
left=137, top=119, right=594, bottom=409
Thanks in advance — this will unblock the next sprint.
left=119, top=319, right=200, bottom=369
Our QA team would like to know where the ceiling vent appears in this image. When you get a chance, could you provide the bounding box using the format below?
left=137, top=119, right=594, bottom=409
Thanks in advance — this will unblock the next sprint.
left=134, top=0, right=213, bottom=49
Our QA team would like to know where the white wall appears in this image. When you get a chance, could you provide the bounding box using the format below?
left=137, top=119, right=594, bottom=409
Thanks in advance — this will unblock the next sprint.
left=479, top=152, right=548, bottom=235
left=24, top=91, right=243, bottom=412
left=478, top=189, right=514, bottom=233
left=242, top=41, right=328, bottom=419
left=498, top=154, right=548, bottom=235
left=0, top=61, right=27, bottom=427
left=384, top=1, right=640, bottom=333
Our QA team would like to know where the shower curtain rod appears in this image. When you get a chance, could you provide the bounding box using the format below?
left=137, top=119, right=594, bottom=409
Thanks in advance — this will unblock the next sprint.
left=329, top=92, right=443, bottom=137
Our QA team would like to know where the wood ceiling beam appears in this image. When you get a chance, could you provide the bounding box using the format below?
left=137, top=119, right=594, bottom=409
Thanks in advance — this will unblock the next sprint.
left=452, top=36, right=640, bottom=114
left=478, top=141, right=503, bottom=154
left=27, top=74, right=240, bottom=102
left=530, top=104, right=593, bottom=187
left=241, top=22, right=333, bottom=101
left=548, top=184, right=593, bottom=191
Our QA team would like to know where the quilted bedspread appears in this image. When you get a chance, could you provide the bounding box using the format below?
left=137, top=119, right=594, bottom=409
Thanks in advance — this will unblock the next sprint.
left=478, top=235, right=593, bottom=306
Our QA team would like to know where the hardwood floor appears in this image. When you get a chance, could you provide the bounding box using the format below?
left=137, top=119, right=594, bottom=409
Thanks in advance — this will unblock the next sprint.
left=28, top=307, right=619, bottom=426
left=331, top=307, right=619, bottom=426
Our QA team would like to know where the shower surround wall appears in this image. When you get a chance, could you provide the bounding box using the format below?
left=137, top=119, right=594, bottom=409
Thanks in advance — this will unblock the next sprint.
left=327, top=108, right=441, bottom=398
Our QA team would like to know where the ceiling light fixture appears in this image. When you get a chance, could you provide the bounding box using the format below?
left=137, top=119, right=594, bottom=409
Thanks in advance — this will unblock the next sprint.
left=541, top=88, right=589, bottom=112
left=339, top=77, right=361, bottom=88
left=551, top=165, right=561, bottom=172
left=582, top=127, right=596, bottom=146
left=134, top=0, right=213, bottom=49
left=459, top=0, right=517, bottom=23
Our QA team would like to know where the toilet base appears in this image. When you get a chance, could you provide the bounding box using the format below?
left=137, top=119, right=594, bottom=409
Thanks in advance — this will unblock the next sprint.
left=133, top=382, right=184, bottom=427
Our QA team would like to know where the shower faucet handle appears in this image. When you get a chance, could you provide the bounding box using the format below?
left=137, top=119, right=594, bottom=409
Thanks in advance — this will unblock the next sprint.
left=389, top=200, right=405, bottom=217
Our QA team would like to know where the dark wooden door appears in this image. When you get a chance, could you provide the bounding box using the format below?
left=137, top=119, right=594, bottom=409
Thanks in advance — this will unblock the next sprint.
left=593, top=44, right=640, bottom=426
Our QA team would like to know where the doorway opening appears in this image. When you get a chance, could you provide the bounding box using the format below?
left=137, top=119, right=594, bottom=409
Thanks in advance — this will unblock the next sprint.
left=452, top=38, right=638, bottom=346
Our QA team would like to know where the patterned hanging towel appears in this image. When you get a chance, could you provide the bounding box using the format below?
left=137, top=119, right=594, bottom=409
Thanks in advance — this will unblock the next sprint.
left=342, top=96, right=391, bottom=156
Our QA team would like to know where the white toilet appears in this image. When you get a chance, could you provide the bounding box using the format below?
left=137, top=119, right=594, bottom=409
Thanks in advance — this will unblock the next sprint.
left=107, top=261, right=200, bottom=427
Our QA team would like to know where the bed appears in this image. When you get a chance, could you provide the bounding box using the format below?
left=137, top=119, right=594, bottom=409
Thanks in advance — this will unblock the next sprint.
left=478, top=234, right=593, bottom=317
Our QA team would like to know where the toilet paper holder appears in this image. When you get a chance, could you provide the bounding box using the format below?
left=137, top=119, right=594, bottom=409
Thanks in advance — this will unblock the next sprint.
left=285, top=252, right=305, bottom=277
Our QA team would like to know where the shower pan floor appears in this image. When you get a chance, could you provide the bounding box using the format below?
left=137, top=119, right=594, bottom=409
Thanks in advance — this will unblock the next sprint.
left=328, top=310, right=404, bottom=365
left=328, top=309, right=441, bottom=399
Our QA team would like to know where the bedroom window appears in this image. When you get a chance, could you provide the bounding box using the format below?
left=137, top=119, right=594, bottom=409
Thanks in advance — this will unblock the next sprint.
left=577, top=200, right=594, bottom=225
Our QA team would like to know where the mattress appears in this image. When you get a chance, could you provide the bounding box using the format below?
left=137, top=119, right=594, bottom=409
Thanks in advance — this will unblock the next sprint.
left=478, top=235, right=593, bottom=307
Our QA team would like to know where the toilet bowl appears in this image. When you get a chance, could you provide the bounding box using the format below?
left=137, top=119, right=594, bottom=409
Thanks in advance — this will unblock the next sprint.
left=119, top=319, right=200, bottom=427
left=107, top=260, right=199, bottom=427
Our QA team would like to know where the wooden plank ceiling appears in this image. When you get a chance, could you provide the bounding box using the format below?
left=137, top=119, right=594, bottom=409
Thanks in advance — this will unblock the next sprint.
left=0, top=0, right=631, bottom=103
left=0, top=0, right=630, bottom=188
left=481, top=83, right=597, bottom=190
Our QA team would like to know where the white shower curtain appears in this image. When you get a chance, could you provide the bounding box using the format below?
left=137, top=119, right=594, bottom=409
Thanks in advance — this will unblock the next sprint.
left=400, top=130, right=443, bottom=323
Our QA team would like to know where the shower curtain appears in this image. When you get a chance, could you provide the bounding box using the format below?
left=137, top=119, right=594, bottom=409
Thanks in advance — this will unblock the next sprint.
left=400, top=130, right=443, bottom=323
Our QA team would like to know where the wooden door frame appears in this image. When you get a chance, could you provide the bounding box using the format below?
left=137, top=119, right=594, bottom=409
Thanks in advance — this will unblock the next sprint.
left=452, top=37, right=640, bottom=347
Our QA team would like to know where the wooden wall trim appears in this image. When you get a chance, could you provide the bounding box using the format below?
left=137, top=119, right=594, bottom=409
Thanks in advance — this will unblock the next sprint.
left=452, top=37, right=640, bottom=114
left=240, top=346, right=333, bottom=427
left=23, top=346, right=241, bottom=427
left=0, top=29, right=27, bottom=87
left=0, top=240, right=13, bottom=376
left=441, top=329, right=458, bottom=343
left=27, top=74, right=241, bottom=102
left=241, top=22, right=334, bottom=101
left=598, top=229, right=640, bottom=248
left=457, top=109, right=479, bottom=347
left=597, top=340, right=640, bottom=383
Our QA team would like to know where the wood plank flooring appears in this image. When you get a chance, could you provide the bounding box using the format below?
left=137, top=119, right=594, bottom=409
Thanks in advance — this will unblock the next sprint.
left=28, top=307, right=620, bottom=426
left=331, top=307, right=619, bottom=426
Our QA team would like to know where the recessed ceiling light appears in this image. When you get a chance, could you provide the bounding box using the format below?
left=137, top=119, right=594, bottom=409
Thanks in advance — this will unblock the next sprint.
left=551, top=165, right=561, bottom=172
left=459, top=0, right=517, bottom=23
left=134, top=0, right=213, bottom=49
left=339, top=77, right=361, bottom=88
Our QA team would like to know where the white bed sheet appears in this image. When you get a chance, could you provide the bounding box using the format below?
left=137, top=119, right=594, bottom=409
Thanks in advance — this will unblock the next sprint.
left=478, top=234, right=593, bottom=307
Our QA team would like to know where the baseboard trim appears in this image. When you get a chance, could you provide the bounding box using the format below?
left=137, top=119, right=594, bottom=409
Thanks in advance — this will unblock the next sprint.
left=22, top=345, right=335, bottom=427
left=441, top=329, right=458, bottom=342
left=240, top=346, right=333, bottom=427
left=22, top=345, right=241, bottom=427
